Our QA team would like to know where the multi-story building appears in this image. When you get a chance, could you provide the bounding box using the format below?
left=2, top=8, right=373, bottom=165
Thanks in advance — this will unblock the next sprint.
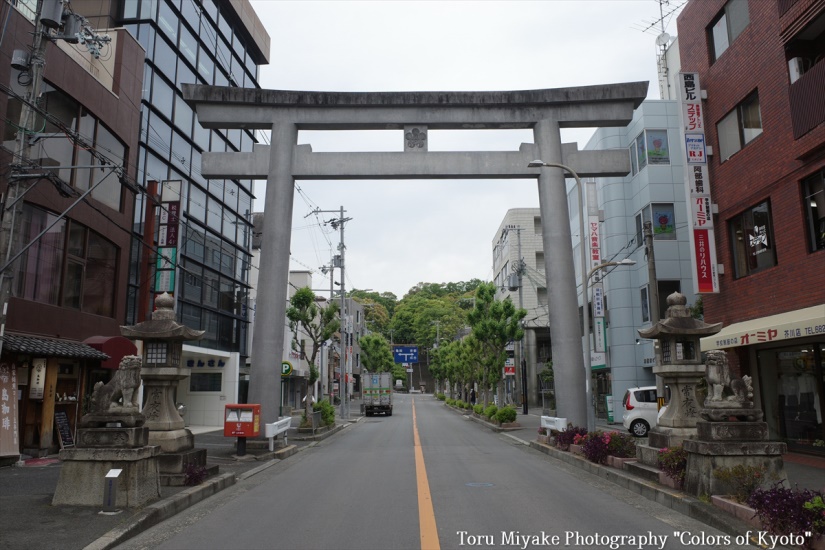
left=584, top=100, right=699, bottom=421
left=0, top=2, right=143, bottom=459
left=678, top=0, right=825, bottom=453
left=494, top=99, right=698, bottom=419
left=492, top=209, right=552, bottom=409
left=74, top=0, right=270, bottom=426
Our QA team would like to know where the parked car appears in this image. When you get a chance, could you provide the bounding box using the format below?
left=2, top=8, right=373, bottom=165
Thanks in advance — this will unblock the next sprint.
left=622, top=386, right=658, bottom=437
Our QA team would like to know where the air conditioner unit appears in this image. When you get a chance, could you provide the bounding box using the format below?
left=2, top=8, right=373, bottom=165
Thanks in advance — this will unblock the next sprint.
left=789, top=57, right=807, bottom=83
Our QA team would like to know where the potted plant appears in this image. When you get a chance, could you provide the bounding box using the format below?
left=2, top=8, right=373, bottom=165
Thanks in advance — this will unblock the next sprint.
left=710, top=464, right=772, bottom=529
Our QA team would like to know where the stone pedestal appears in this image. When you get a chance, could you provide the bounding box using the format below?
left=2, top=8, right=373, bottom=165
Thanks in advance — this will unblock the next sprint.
left=683, top=420, right=787, bottom=498
left=649, top=364, right=705, bottom=449
left=52, top=427, right=160, bottom=508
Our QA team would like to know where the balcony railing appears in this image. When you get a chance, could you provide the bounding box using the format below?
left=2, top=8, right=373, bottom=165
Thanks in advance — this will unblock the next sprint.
left=789, top=57, right=825, bottom=139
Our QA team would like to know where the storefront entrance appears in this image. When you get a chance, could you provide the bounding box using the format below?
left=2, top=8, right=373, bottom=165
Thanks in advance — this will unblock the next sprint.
left=758, top=343, right=824, bottom=454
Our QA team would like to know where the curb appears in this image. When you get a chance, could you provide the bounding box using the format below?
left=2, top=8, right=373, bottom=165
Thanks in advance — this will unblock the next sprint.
left=527, top=441, right=756, bottom=538
left=82, top=439, right=316, bottom=550
left=83, top=472, right=236, bottom=550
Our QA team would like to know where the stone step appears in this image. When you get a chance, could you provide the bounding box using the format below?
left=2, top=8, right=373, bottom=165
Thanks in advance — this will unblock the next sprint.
left=625, top=460, right=662, bottom=483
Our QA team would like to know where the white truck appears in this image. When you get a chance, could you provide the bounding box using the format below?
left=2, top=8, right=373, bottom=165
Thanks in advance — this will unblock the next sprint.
left=363, top=372, right=393, bottom=416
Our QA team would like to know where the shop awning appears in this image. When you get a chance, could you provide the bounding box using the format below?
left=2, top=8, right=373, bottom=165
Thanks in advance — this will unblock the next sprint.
left=83, top=336, right=137, bottom=369
left=700, top=304, right=825, bottom=351
left=3, top=334, right=110, bottom=360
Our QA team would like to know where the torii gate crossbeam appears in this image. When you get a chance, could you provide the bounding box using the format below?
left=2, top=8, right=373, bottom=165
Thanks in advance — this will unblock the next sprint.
left=182, top=82, right=647, bottom=430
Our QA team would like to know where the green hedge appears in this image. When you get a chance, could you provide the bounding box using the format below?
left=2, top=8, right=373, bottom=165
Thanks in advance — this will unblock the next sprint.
left=494, top=406, right=517, bottom=424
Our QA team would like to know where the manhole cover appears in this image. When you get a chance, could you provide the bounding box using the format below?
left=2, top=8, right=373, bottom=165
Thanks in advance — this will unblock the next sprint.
left=465, top=482, right=494, bottom=487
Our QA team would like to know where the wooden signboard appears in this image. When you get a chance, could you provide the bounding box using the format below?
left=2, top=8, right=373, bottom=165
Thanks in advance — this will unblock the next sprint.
left=54, top=410, right=75, bottom=448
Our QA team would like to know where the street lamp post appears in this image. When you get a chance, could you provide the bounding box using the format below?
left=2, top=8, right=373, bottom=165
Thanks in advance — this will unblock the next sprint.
left=528, top=160, right=593, bottom=430
left=587, top=259, right=637, bottom=286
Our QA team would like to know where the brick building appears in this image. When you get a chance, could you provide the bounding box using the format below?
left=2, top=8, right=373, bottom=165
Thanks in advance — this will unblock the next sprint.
left=678, top=0, right=824, bottom=453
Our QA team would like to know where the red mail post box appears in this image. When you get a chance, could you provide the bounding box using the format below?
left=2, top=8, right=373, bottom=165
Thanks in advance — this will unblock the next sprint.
left=224, top=404, right=260, bottom=437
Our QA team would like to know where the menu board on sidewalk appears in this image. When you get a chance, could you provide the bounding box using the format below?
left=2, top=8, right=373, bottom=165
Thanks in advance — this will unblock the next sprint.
left=54, top=410, right=75, bottom=448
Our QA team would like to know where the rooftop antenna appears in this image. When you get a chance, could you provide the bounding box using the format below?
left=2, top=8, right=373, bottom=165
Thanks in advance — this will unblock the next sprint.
left=632, top=0, right=686, bottom=100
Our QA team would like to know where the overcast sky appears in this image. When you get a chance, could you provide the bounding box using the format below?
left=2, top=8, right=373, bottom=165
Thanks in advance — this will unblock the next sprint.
left=248, top=0, right=683, bottom=299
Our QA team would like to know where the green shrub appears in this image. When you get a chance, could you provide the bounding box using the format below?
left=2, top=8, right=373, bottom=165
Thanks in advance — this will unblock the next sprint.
left=436, top=393, right=446, bottom=401
left=445, top=398, right=454, bottom=406
left=455, top=400, right=466, bottom=409
left=313, top=399, right=336, bottom=426
left=606, top=432, right=637, bottom=458
left=463, top=401, right=472, bottom=410
left=473, top=404, right=484, bottom=415
left=484, top=404, right=498, bottom=419
left=713, top=464, right=771, bottom=504
left=494, top=406, right=517, bottom=424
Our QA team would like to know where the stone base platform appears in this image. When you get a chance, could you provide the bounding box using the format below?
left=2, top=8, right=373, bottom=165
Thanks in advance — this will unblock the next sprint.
left=52, top=446, right=161, bottom=508
left=649, top=426, right=696, bottom=449
left=157, top=447, right=217, bottom=486
left=149, top=428, right=194, bottom=453
left=683, top=421, right=787, bottom=498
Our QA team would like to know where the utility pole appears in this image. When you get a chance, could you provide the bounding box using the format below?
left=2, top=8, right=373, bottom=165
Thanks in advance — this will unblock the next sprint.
left=0, top=3, right=50, bottom=357
left=506, top=225, right=529, bottom=414
left=308, top=206, right=351, bottom=417
left=644, top=221, right=664, bottom=408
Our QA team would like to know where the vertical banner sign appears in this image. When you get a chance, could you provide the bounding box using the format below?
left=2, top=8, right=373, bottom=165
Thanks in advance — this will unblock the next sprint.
left=586, top=182, right=606, bottom=353
left=0, top=362, right=19, bottom=457
left=155, top=180, right=182, bottom=299
left=677, top=73, right=719, bottom=294
left=29, top=358, right=46, bottom=400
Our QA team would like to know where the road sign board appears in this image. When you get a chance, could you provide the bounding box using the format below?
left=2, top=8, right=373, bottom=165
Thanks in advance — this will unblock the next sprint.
left=392, top=345, right=418, bottom=363
left=281, top=361, right=293, bottom=377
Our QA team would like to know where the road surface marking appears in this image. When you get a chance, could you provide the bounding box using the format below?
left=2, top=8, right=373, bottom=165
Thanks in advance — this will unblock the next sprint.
left=413, top=398, right=440, bottom=550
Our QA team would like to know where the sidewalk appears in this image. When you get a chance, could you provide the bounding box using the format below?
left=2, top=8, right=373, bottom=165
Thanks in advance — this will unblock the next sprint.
left=0, top=405, right=363, bottom=550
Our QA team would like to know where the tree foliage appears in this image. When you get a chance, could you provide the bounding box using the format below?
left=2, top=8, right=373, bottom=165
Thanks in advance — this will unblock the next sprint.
left=359, top=333, right=394, bottom=373
left=466, top=282, right=526, bottom=406
left=286, top=287, right=340, bottom=418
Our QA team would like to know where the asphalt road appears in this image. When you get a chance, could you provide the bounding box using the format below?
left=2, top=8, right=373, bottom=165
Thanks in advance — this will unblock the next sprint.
left=115, top=395, right=753, bottom=550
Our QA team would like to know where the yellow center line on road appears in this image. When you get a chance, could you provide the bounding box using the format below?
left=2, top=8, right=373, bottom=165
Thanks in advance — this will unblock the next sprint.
left=413, top=398, right=440, bottom=550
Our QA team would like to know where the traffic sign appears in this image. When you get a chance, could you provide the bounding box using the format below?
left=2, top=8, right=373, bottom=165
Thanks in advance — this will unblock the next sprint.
left=281, top=361, right=293, bottom=377
left=393, top=345, right=418, bottom=363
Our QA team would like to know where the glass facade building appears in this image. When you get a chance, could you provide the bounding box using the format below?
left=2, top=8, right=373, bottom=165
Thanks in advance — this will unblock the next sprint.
left=78, top=0, right=268, bottom=358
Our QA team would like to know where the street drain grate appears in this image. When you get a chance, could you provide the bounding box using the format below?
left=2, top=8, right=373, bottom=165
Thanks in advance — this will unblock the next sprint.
left=465, top=482, right=494, bottom=487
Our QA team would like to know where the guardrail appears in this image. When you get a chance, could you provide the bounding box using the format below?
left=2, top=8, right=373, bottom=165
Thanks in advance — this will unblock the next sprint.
left=540, top=416, right=568, bottom=432
left=265, top=416, right=292, bottom=451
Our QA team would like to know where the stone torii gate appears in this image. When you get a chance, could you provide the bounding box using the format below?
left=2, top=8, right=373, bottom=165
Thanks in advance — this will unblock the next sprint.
left=182, top=82, right=647, bottom=430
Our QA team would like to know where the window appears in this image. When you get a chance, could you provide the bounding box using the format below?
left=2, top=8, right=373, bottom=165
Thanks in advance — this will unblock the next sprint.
left=651, top=204, right=676, bottom=239
left=718, top=92, right=762, bottom=162
left=16, top=205, right=117, bottom=316
left=629, top=130, right=670, bottom=175
left=640, top=285, right=650, bottom=323
left=802, top=170, right=825, bottom=252
left=145, top=342, right=168, bottom=364
left=729, top=200, right=777, bottom=278
left=636, top=203, right=676, bottom=244
left=645, top=130, right=670, bottom=165
left=709, top=0, right=749, bottom=62
left=190, top=373, right=222, bottom=392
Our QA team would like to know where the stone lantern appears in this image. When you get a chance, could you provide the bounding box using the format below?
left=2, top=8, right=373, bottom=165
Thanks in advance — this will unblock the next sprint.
left=637, top=292, right=722, bottom=449
left=121, top=293, right=208, bottom=484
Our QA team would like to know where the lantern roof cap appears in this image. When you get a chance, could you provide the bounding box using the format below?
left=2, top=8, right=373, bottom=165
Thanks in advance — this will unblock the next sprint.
left=637, top=292, right=722, bottom=339
left=120, top=293, right=205, bottom=341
